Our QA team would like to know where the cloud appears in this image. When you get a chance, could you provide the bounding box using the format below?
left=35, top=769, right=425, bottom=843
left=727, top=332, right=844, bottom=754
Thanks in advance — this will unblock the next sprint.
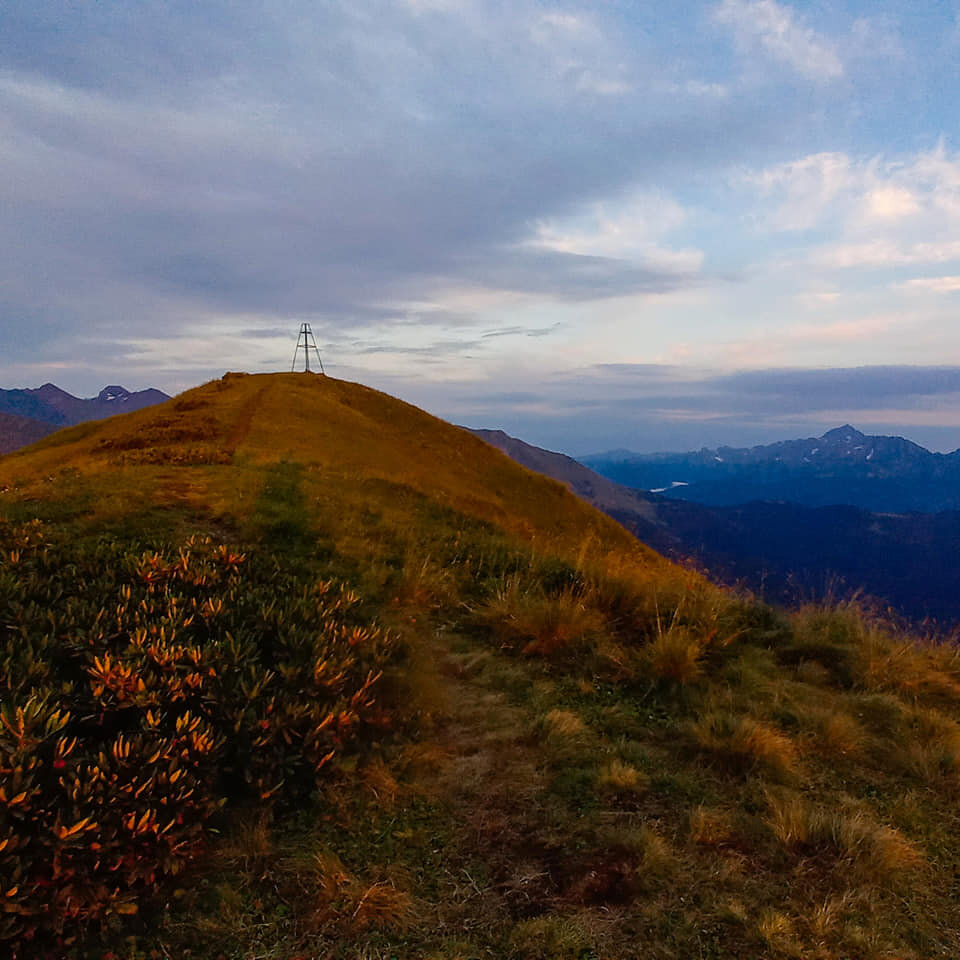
left=529, top=190, right=704, bottom=273
left=865, top=185, right=921, bottom=220
left=743, top=143, right=960, bottom=273
left=815, top=240, right=960, bottom=269
left=745, top=152, right=851, bottom=230
left=713, top=0, right=844, bottom=81
left=0, top=0, right=799, bottom=384
left=527, top=9, right=632, bottom=96
left=903, top=276, right=960, bottom=293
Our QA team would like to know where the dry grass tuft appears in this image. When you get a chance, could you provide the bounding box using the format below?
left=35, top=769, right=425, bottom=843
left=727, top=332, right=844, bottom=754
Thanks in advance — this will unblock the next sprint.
left=395, top=552, right=460, bottom=612
left=688, top=806, right=736, bottom=848
left=813, top=709, right=864, bottom=757
left=765, top=790, right=813, bottom=849
left=359, top=758, right=401, bottom=807
left=545, top=709, right=586, bottom=737
left=694, top=712, right=799, bottom=781
left=643, top=625, right=707, bottom=684
left=807, top=893, right=850, bottom=942
left=901, top=707, right=960, bottom=783
left=867, top=825, right=924, bottom=878
left=596, top=759, right=648, bottom=794
left=349, top=880, right=416, bottom=931
left=765, top=790, right=923, bottom=884
left=634, top=825, right=676, bottom=881
left=313, top=849, right=415, bottom=933
left=212, top=816, right=274, bottom=882
left=478, top=578, right=606, bottom=657
left=757, top=909, right=802, bottom=957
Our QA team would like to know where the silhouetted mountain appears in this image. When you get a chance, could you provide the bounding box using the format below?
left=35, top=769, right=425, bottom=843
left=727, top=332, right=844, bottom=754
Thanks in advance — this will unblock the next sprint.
left=475, top=427, right=960, bottom=626
left=0, top=383, right=170, bottom=434
left=584, top=426, right=960, bottom=513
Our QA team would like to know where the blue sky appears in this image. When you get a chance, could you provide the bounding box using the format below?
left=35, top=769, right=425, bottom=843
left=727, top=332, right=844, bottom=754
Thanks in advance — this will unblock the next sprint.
left=2, top=0, right=960, bottom=453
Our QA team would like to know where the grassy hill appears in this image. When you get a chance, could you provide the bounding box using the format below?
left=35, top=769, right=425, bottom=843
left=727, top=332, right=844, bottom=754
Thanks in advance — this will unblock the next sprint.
left=3, top=372, right=960, bottom=959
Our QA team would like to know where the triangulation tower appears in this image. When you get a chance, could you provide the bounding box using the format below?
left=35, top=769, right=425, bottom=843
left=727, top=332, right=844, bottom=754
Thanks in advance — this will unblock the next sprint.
left=291, top=322, right=325, bottom=374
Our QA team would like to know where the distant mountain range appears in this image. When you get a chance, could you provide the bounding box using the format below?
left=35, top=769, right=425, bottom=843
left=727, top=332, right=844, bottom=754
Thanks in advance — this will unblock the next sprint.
left=0, top=383, right=170, bottom=455
left=473, top=427, right=960, bottom=626
left=584, top=425, right=960, bottom=514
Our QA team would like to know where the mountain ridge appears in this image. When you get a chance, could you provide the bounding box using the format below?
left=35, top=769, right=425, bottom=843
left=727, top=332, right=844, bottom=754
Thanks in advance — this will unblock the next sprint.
left=0, top=382, right=170, bottom=432
left=585, top=424, right=960, bottom=512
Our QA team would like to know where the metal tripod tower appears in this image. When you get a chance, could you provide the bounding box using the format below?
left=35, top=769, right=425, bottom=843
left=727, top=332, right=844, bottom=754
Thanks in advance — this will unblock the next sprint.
left=291, top=322, right=325, bottom=374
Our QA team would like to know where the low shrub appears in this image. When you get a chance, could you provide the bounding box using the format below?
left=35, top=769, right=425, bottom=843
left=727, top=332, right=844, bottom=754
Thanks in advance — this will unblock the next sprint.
left=0, top=520, right=397, bottom=951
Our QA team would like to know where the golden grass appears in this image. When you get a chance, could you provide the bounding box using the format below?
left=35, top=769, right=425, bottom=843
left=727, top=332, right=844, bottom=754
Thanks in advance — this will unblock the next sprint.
left=792, top=602, right=960, bottom=702
left=765, top=790, right=922, bottom=884
left=545, top=709, right=586, bottom=737
left=688, top=806, right=736, bottom=848
left=1, top=372, right=668, bottom=571
left=758, top=909, right=803, bottom=957
left=313, top=849, right=415, bottom=934
left=901, top=706, right=960, bottom=783
left=858, top=631, right=960, bottom=699
left=358, top=758, right=401, bottom=807
left=478, top=578, right=607, bottom=657
left=643, top=625, right=706, bottom=683
left=596, top=759, right=647, bottom=794
left=7, top=371, right=960, bottom=958
left=812, top=708, right=864, bottom=757
left=694, top=712, right=800, bottom=781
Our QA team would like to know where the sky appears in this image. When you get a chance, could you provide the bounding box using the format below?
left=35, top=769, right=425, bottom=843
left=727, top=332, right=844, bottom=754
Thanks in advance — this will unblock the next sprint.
left=3, top=0, right=960, bottom=455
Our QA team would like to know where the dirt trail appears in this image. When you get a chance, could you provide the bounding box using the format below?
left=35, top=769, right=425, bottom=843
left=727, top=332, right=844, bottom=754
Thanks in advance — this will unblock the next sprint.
left=406, top=632, right=565, bottom=934
left=225, top=384, right=270, bottom=454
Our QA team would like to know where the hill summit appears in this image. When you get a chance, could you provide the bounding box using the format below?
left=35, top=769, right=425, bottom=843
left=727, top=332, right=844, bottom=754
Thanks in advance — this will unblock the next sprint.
left=3, top=373, right=960, bottom=958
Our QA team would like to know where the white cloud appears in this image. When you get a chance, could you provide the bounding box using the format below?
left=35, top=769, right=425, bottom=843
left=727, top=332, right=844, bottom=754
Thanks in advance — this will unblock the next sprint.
left=527, top=8, right=631, bottom=96
left=904, top=276, right=960, bottom=293
left=714, top=0, right=844, bottom=81
left=815, top=240, right=960, bottom=269
left=746, top=144, right=960, bottom=269
left=746, top=152, right=850, bottom=231
left=529, top=191, right=703, bottom=273
left=783, top=314, right=903, bottom=343
left=864, top=185, right=921, bottom=220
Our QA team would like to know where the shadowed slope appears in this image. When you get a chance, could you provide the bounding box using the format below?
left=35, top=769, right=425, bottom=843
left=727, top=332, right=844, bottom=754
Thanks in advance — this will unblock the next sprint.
left=0, top=411, right=57, bottom=454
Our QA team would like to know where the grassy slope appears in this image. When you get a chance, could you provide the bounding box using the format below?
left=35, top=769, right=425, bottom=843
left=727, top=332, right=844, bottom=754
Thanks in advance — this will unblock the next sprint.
left=3, top=372, right=960, bottom=959
left=0, top=372, right=656, bottom=559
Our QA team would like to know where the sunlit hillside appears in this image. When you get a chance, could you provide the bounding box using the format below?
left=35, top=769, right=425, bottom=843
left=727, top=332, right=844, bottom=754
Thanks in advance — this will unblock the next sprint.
left=3, top=372, right=960, bottom=959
